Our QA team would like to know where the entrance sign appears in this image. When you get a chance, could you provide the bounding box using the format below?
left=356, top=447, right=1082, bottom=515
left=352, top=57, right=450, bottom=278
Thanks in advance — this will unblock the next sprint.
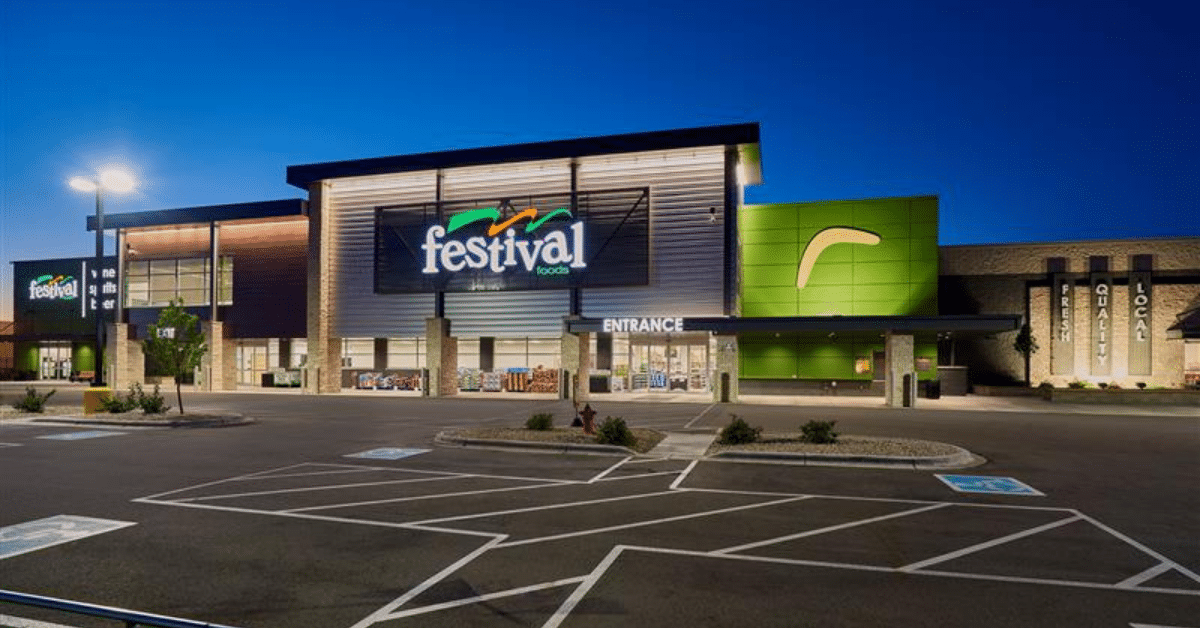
left=375, top=187, right=649, bottom=293
left=603, top=317, right=685, bottom=333
left=1128, top=271, right=1153, bottom=375
left=1051, top=274, right=1074, bottom=376
left=1091, top=272, right=1112, bottom=376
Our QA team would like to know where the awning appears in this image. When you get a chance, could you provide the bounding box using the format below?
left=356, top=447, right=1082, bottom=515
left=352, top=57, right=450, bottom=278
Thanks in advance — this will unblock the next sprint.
left=566, top=315, right=1020, bottom=335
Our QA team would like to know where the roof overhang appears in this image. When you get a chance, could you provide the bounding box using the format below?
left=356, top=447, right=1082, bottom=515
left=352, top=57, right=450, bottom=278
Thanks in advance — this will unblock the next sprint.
left=87, top=199, right=306, bottom=231
left=286, top=123, right=761, bottom=188
left=566, top=315, right=1021, bottom=335
left=1167, top=310, right=1200, bottom=339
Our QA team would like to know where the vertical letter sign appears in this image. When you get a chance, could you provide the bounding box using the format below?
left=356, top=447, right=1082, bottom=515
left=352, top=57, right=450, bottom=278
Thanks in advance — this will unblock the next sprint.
left=1051, top=274, right=1074, bottom=376
left=1128, top=271, right=1152, bottom=375
left=1090, top=273, right=1112, bottom=376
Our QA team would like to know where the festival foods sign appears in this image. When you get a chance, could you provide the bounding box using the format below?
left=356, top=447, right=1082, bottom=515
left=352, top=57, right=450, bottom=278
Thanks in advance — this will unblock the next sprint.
left=376, top=187, right=649, bottom=293
left=12, top=257, right=117, bottom=335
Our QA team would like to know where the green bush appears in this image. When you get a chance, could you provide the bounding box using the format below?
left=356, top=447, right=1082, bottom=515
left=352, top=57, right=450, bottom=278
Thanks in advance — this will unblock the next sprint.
left=1067, top=380, right=1089, bottom=389
left=595, top=416, right=635, bottom=447
left=138, top=384, right=171, bottom=414
left=525, top=412, right=554, bottom=431
left=718, top=415, right=762, bottom=445
left=799, top=419, right=839, bottom=444
left=1037, top=381, right=1054, bottom=390
left=12, top=387, right=55, bottom=413
left=98, top=385, right=140, bottom=413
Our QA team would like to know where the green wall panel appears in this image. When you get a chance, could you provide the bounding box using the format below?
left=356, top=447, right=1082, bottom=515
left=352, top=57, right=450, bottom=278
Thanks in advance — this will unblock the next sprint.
left=741, top=195, right=939, bottom=319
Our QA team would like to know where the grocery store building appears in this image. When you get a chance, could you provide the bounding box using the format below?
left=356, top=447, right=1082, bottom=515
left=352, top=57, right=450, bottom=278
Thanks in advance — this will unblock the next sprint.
left=8, top=123, right=1199, bottom=401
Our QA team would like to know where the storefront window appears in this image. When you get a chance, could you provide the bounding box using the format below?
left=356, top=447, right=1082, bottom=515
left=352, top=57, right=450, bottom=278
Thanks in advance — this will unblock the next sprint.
left=290, top=339, right=307, bottom=368
left=1186, top=341, right=1200, bottom=387
left=125, top=257, right=233, bottom=307
left=387, top=338, right=424, bottom=369
left=495, top=339, right=527, bottom=369
left=342, top=339, right=374, bottom=369
left=527, top=339, right=560, bottom=369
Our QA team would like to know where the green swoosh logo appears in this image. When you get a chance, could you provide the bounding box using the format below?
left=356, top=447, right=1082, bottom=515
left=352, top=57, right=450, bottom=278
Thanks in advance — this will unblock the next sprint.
left=446, top=207, right=500, bottom=234
left=525, top=207, right=572, bottom=233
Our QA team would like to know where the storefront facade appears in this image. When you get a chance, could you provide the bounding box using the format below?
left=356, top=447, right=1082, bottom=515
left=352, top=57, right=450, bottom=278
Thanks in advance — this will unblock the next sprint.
left=13, top=122, right=1195, bottom=398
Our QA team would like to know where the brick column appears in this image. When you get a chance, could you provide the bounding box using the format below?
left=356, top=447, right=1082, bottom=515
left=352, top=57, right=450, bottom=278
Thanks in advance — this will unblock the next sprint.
left=106, top=322, right=143, bottom=392
left=713, top=333, right=739, bottom=403
left=560, top=318, right=590, bottom=402
left=885, top=332, right=916, bottom=408
left=305, top=181, right=342, bottom=394
left=425, top=317, right=457, bottom=397
left=201, top=321, right=236, bottom=391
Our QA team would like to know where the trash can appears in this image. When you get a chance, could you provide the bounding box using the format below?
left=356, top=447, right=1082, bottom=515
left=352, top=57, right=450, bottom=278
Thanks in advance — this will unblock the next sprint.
left=83, top=388, right=111, bottom=414
left=927, top=379, right=941, bottom=400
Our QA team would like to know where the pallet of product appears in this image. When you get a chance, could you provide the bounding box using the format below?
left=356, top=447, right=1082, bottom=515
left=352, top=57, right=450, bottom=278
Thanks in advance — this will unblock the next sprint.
left=529, top=366, right=559, bottom=394
left=481, top=371, right=503, bottom=392
left=504, top=368, right=530, bottom=392
left=458, top=368, right=481, bottom=391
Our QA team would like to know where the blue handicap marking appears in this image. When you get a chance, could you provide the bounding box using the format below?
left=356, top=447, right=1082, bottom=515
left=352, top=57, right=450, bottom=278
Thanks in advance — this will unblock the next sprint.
left=346, top=447, right=431, bottom=460
left=935, top=474, right=1044, bottom=496
left=38, top=430, right=127, bottom=441
left=0, top=515, right=136, bottom=560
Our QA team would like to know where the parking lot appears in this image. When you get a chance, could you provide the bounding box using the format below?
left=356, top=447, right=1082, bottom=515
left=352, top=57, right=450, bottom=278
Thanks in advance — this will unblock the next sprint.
left=1, top=391, right=1198, bottom=627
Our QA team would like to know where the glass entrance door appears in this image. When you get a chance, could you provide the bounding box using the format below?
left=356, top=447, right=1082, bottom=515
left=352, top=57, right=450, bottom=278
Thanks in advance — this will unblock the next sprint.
left=39, top=343, right=71, bottom=380
left=625, top=335, right=709, bottom=393
left=237, top=341, right=270, bottom=386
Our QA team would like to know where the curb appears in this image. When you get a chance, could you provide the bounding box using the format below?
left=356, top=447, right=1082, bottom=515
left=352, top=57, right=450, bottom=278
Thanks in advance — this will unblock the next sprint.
left=434, top=431, right=636, bottom=456
left=31, top=415, right=254, bottom=429
left=710, top=444, right=982, bottom=469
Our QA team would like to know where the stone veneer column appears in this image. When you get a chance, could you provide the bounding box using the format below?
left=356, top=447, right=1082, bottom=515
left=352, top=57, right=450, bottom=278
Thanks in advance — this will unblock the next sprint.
left=713, top=333, right=739, bottom=403
left=106, top=323, right=144, bottom=392
left=200, top=321, right=236, bottom=391
left=425, top=317, right=457, bottom=397
left=560, top=318, right=590, bottom=402
left=306, top=181, right=342, bottom=394
left=885, top=332, right=916, bottom=408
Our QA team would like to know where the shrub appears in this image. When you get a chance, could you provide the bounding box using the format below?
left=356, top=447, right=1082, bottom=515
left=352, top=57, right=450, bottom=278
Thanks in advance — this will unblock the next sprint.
left=718, top=415, right=762, bottom=445
left=525, top=412, right=554, bottom=431
left=13, top=387, right=55, bottom=413
left=98, top=385, right=140, bottom=413
left=138, top=384, right=171, bottom=414
left=1098, top=382, right=1109, bottom=389
left=1037, top=381, right=1054, bottom=390
left=1106, top=382, right=1122, bottom=390
left=1136, top=382, right=1147, bottom=390
left=595, top=416, right=635, bottom=447
left=1067, top=380, right=1089, bottom=389
left=800, top=419, right=839, bottom=444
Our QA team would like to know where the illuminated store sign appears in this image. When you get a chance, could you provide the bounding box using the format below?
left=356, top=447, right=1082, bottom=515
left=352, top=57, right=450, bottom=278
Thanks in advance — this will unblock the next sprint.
left=1051, top=274, right=1074, bottom=375
left=1091, top=273, right=1112, bottom=375
left=420, top=209, right=587, bottom=276
left=376, top=187, right=649, bottom=293
left=1128, top=271, right=1153, bottom=375
left=29, top=275, right=78, bottom=301
left=602, top=317, right=685, bottom=333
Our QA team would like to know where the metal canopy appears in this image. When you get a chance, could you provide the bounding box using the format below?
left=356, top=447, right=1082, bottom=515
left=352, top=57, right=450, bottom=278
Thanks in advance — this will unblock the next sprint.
left=565, top=314, right=1020, bottom=334
left=86, top=199, right=306, bottom=231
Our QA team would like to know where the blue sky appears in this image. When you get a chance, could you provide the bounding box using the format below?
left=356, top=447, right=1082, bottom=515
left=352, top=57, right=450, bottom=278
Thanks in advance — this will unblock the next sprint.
left=2, top=0, right=1196, bottom=318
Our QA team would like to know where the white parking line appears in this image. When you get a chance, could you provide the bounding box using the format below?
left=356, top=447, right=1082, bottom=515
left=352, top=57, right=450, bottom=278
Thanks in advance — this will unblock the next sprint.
left=0, top=614, right=82, bottom=628
left=381, top=576, right=587, bottom=621
left=714, top=502, right=951, bottom=555
left=349, top=536, right=507, bottom=628
left=670, top=460, right=699, bottom=489
left=408, top=490, right=680, bottom=526
left=178, top=474, right=465, bottom=502
left=683, top=403, right=717, bottom=429
left=1117, top=562, right=1177, bottom=589
left=588, top=456, right=632, bottom=483
left=898, top=515, right=1082, bottom=572
left=281, top=482, right=570, bottom=513
left=542, top=545, right=628, bottom=628
left=498, top=496, right=811, bottom=548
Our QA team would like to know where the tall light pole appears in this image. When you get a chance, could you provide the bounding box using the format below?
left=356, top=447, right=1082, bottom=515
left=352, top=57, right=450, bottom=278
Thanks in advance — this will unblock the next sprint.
left=70, top=169, right=134, bottom=387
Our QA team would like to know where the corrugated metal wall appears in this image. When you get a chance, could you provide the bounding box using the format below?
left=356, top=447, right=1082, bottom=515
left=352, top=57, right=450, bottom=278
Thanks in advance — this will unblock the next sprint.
left=328, top=172, right=436, bottom=338
left=326, top=146, right=727, bottom=339
left=578, top=147, right=726, bottom=318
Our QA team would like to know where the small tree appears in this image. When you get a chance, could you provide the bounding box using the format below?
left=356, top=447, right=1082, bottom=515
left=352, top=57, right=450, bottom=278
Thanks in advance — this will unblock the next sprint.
left=142, top=299, right=207, bottom=414
left=1012, top=322, right=1038, bottom=386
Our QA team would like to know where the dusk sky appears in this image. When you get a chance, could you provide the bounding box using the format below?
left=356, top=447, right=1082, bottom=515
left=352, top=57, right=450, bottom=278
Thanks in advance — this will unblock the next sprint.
left=1, top=0, right=1195, bottom=319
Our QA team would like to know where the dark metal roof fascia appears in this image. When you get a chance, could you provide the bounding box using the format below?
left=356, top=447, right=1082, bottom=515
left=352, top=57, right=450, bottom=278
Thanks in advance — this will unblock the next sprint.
left=680, top=315, right=1022, bottom=334
left=86, top=199, right=306, bottom=231
left=286, top=123, right=761, bottom=188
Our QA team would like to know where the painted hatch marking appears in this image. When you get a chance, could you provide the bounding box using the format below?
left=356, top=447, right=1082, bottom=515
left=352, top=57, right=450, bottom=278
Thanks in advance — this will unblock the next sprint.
left=935, top=474, right=1045, bottom=496
left=37, top=430, right=127, bottom=441
left=0, top=515, right=136, bottom=560
left=345, top=448, right=432, bottom=461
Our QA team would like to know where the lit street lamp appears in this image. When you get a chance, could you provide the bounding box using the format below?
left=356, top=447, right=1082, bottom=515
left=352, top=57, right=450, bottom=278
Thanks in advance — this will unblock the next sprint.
left=70, top=169, right=135, bottom=387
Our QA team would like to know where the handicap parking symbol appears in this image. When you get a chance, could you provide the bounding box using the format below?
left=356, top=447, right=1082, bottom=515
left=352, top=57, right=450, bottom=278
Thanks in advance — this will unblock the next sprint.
left=38, top=430, right=127, bottom=441
left=345, top=448, right=431, bottom=460
left=935, top=474, right=1044, bottom=496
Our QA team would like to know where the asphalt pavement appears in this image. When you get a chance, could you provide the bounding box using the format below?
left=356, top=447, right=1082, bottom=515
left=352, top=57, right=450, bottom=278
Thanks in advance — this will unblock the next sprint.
left=1, top=385, right=1197, bottom=627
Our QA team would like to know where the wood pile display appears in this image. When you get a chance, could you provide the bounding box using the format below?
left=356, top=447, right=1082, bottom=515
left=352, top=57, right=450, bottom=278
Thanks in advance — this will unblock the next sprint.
left=503, top=369, right=529, bottom=392
left=529, top=366, right=559, bottom=393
